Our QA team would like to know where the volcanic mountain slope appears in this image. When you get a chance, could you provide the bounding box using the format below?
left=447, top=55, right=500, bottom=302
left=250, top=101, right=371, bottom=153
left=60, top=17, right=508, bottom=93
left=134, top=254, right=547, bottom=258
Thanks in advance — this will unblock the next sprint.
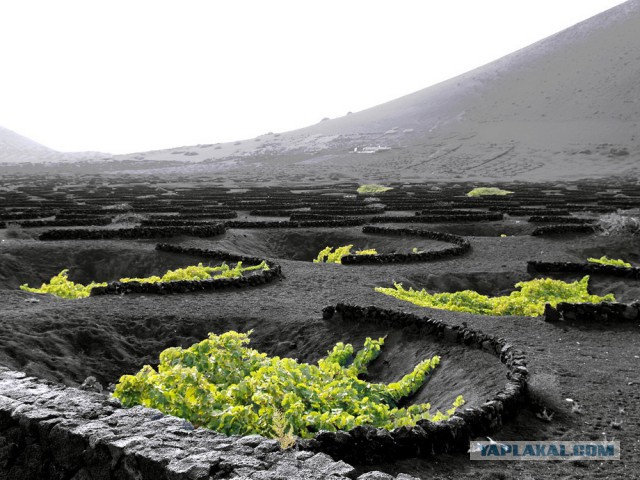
left=111, top=0, right=640, bottom=182
left=2, top=0, right=640, bottom=182
left=0, top=126, right=54, bottom=164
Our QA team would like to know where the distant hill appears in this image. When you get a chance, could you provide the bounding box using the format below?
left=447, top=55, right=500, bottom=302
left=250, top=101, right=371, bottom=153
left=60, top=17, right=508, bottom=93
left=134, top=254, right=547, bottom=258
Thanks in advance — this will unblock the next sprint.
left=0, top=126, right=56, bottom=164
left=0, top=125, right=109, bottom=167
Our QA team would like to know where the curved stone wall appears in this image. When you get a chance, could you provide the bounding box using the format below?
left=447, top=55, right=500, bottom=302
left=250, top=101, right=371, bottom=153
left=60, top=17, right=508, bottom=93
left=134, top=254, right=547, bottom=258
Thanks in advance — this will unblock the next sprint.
left=39, top=224, right=227, bottom=241
left=530, top=224, right=596, bottom=236
left=528, top=261, right=640, bottom=279
left=544, top=301, right=640, bottom=323
left=296, top=304, right=528, bottom=464
left=340, top=226, right=471, bottom=265
left=0, top=368, right=415, bottom=480
left=4, top=218, right=112, bottom=228
left=90, top=244, right=282, bottom=296
left=370, top=213, right=503, bottom=223
left=527, top=216, right=595, bottom=224
left=225, top=218, right=367, bottom=229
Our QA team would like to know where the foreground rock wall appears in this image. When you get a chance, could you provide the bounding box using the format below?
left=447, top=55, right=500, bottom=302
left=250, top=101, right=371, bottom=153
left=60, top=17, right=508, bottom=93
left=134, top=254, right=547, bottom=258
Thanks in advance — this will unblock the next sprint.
left=0, top=369, right=415, bottom=480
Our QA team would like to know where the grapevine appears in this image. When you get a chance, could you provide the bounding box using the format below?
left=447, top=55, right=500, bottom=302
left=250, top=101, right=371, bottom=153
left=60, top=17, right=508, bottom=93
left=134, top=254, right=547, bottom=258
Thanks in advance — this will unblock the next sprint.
left=466, top=187, right=513, bottom=197
left=314, top=245, right=378, bottom=264
left=357, top=184, right=393, bottom=194
left=19, top=270, right=106, bottom=299
left=587, top=256, right=631, bottom=268
left=119, top=261, right=269, bottom=283
left=113, top=331, right=464, bottom=439
left=20, top=261, right=270, bottom=299
left=375, top=276, right=615, bottom=317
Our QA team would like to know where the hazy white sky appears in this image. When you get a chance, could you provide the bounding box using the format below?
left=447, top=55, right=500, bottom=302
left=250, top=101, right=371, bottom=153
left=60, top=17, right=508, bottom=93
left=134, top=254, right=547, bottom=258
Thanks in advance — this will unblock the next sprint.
left=0, top=0, right=628, bottom=154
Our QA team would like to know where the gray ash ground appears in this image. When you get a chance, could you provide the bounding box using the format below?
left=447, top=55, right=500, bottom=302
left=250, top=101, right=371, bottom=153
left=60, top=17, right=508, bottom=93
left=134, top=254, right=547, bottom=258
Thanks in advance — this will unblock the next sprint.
left=1, top=175, right=640, bottom=479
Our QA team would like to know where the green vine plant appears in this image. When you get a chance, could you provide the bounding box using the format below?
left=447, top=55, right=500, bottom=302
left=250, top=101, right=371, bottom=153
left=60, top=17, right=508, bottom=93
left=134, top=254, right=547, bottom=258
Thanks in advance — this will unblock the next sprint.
left=357, top=184, right=393, bottom=194
left=20, top=262, right=270, bottom=299
left=19, top=269, right=106, bottom=299
left=375, top=276, right=614, bottom=317
left=314, top=245, right=378, bottom=264
left=113, top=331, right=464, bottom=439
left=466, top=187, right=513, bottom=197
left=587, top=256, right=632, bottom=268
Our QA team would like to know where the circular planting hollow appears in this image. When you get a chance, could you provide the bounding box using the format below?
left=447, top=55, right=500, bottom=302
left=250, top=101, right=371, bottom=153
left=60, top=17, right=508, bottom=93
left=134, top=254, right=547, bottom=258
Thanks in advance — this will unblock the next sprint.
left=528, top=262, right=640, bottom=304
left=390, top=271, right=532, bottom=298
left=341, top=226, right=470, bottom=264
left=37, top=223, right=227, bottom=241
left=91, top=244, right=282, bottom=295
left=415, top=219, right=534, bottom=237
left=205, top=226, right=455, bottom=262
left=1, top=242, right=214, bottom=290
left=297, top=304, right=528, bottom=464
left=0, top=302, right=524, bottom=466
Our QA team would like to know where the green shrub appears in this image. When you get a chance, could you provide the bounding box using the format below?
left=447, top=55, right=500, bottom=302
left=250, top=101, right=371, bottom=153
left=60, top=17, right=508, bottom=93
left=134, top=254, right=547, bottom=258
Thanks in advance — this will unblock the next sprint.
left=314, top=245, right=378, bottom=264
left=120, top=261, right=269, bottom=283
left=20, top=270, right=107, bottom=299
left=113, top=331, right=464, bottom=438
left=587, top=256, right=631, bottom=268
left=466, top=187, right=513, bottom=197
left=375, top=276, right=614, bottom=317
left=354, top=248, right=377, bottom=255
left=357, top=184, right=393, bottom=194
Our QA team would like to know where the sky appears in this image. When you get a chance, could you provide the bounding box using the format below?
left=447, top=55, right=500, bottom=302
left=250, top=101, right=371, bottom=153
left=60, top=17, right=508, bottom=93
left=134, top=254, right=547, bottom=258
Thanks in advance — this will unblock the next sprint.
left=0, top=0, right=629, bottom=154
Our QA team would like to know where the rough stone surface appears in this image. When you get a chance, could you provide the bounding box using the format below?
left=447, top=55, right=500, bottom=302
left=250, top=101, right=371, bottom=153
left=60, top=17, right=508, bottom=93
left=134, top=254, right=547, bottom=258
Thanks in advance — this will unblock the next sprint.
left=356, top=472, right=396, bottom=480
left=0, top=368, right=406, bottom=480
left=530, top=224, right=595, bottom=236
left=528, top=260, right=640, bottom=280
left=39, top=224, right=227, bottom=241
left=370, top=213, right=504, bottom=223
left=543, top=301, right=640, bottom=323
left=307, top=304, right=528, bottom=464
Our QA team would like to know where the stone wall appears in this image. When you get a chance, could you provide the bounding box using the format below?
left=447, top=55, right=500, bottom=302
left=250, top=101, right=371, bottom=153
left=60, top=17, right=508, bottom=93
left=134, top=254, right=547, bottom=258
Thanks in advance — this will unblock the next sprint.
left=340, top=226, right=471, bottom=265
left=544, top=301, right=640, bottom=323
left=296, top=304, right=528, bottom=464
left=90, top=245, right=282, bottom=296
left=527, top=216, right=595, bottom=224
left=224, top=219, right=367, bottom=229
left=528, top=261, right=640, bottom=279
left=0, top=369, right=415, bottom=480
left=39, top=224, right=227, bottom=241
left=4, top=218, right=112, bottom=228
left=530, top=224, right=595, bottom=236
left=370, top=213, right=503, bottom=223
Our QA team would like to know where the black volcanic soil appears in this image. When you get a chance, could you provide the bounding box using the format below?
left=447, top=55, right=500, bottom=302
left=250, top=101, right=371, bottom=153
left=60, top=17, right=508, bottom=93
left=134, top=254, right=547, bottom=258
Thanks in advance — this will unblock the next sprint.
left=1, top=178, right=640, bottom=479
